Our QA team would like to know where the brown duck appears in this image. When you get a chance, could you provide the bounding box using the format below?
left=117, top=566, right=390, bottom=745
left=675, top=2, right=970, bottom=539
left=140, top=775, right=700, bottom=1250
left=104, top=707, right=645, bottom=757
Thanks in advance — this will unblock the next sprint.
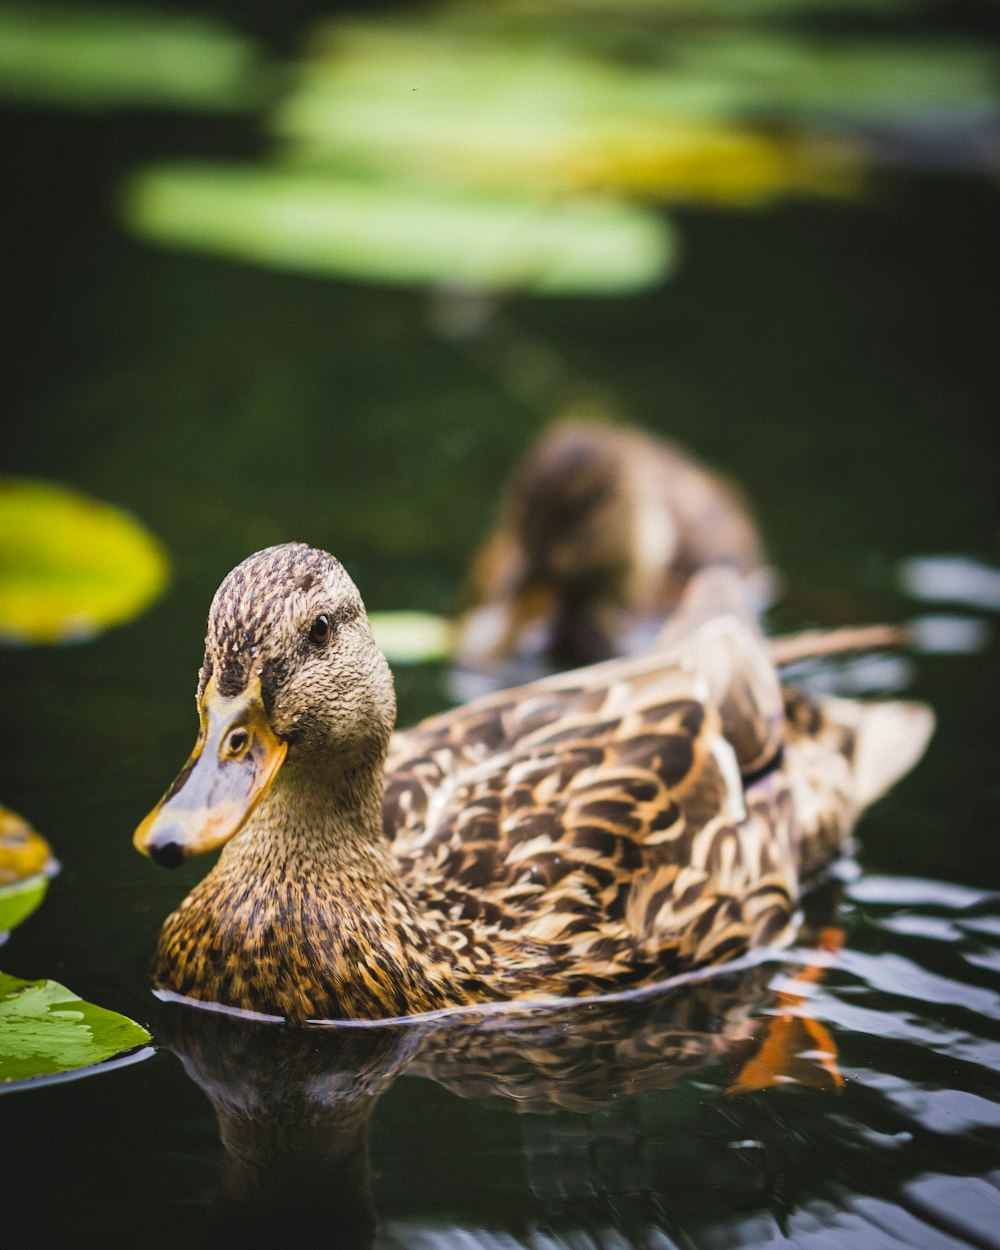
left=455, top=417, right=769, bottom=670
left=134, top=543, right=932, bottom=1024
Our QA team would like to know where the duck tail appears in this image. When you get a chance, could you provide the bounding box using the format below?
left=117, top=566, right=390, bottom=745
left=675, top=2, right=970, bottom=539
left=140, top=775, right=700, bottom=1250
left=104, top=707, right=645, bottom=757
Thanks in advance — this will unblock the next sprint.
left=782, top=691, right=934, bottom=886
left=832, top=697, right=936, bottom=808
left=764, top=621, right=933, bottom=804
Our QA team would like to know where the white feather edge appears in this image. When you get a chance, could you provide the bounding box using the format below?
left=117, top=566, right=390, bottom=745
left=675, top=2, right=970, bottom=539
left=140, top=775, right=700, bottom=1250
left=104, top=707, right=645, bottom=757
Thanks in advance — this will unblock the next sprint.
left=825, top=697, right=936, bottom=808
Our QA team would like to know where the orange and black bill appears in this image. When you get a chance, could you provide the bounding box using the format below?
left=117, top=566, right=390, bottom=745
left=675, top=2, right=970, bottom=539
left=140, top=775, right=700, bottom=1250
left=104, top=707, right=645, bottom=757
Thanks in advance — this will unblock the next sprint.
left=133, top=676, right=286, bottom=868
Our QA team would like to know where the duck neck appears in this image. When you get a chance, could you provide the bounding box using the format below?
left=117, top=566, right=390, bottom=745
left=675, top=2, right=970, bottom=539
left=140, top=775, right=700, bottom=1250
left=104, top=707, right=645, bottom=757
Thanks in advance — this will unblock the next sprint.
left=249, top=747, right=395, bottom=878
left=157, top=743, right=456, bottom=1022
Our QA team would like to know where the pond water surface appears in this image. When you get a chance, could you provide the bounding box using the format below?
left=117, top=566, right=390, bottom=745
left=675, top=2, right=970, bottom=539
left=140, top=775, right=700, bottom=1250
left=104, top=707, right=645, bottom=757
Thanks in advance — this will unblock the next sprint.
left=2, top=8, right=999, bottom=1248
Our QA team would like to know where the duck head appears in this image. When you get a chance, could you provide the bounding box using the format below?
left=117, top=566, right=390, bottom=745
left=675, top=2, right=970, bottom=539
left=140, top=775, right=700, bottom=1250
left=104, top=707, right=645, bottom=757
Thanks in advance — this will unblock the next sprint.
left=458, top=421, right=642, bottom=669
left=133, top=544, right=396, bottom=868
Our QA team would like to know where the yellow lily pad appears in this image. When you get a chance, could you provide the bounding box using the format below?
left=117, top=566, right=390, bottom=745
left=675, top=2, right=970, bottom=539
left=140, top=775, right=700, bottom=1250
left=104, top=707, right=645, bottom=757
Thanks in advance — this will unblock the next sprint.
left=0, top=807, right=55, bottom=937
left=0, top=478, right=169, bottom=644
left=0, top=804, right=53, bottom=885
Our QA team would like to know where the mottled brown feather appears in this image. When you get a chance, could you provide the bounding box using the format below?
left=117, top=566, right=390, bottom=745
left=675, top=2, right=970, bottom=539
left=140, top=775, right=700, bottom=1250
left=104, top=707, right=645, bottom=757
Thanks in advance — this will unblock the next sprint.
left=145, top=545, right=932, bottom=1023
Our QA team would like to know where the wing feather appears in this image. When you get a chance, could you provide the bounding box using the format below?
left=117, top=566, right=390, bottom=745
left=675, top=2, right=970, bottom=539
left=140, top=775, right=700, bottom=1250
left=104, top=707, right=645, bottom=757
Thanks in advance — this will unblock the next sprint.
left=381, top=580, right=928, bottom=994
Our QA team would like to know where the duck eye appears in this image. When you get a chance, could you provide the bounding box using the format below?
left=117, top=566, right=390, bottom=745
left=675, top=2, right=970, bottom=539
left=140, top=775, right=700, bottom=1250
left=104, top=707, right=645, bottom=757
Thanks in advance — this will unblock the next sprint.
left=309, top=613, right=332, bottom=646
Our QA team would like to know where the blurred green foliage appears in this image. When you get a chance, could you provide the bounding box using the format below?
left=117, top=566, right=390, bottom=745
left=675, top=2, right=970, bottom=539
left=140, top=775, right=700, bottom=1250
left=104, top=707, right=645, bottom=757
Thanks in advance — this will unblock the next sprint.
left=276, top=21, right=867, bottom=205
left=3, top=3, right=994, bottom=290
left=477, top=0, right=910, bottom=15
left=125, top=164, right=675, bottom=293
left=123, top=5, right=995, bottom=286
left=0, top=4, right=261, bottom=110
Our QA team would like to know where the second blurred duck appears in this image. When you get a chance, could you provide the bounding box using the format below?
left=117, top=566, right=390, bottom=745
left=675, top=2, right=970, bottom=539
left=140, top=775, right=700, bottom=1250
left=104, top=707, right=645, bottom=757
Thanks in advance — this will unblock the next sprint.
left=455, top=417, right=769, bottom=676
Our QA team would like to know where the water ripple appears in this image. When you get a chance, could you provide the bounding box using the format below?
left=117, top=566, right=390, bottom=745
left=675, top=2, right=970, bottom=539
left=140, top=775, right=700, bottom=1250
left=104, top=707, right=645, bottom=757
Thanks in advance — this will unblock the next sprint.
left=835, top=949, right=1000, bottom=1018
left=847, top=876, right=1000, bottom=911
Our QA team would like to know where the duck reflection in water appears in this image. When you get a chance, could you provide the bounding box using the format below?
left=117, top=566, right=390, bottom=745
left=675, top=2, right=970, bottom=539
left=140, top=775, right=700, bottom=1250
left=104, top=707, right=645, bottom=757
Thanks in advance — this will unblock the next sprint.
left=163, top=915, right=845, bottom=1250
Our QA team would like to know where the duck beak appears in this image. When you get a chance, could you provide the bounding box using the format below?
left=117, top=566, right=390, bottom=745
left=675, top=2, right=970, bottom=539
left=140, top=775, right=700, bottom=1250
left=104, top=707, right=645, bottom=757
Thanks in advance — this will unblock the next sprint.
left=133, top=676, right=287, bottom=868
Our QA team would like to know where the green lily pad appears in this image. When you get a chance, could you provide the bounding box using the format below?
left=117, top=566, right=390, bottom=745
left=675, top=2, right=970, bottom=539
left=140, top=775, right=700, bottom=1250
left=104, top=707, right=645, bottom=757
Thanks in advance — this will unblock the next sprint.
left=276, top=21, right=858, bottom=205
left=0, top=973, right=151, bottom=1086
left=0, top=478, right=169, bottom=644
left=0, top=4, right=260, bottom=112
left=125, top=163, right=674, bottom=294
left=369, top=611, right=452, bottom=665
left=273, top=17, right=996, bottom=201
left=0, top=806, right=54, bottom=936
left=0, top=875, right=48, bottom=937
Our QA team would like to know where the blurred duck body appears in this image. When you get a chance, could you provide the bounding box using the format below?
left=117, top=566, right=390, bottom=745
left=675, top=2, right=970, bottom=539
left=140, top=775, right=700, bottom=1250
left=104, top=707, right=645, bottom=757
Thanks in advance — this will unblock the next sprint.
left=456, top=418, right=768, bottom=674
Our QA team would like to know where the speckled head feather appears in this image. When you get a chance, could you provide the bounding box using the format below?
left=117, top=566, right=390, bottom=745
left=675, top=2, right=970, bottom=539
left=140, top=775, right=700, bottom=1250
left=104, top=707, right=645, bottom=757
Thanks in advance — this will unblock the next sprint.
left=203, top=544, right=347, bottom=693
left=199, top=543, right=395, bottom=756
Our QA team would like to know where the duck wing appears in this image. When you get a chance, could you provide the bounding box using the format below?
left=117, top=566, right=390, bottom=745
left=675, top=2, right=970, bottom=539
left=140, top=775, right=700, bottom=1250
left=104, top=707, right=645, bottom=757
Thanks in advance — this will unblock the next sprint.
left=383, top=570, right=933, bottom=992
left=383, top=576, right=798, bottom=985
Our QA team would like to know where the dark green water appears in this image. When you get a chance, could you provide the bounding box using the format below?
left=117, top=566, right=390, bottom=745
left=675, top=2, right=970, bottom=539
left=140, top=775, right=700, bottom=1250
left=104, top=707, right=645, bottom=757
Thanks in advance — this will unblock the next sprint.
left=2, top=22, right=1000, bottom=1249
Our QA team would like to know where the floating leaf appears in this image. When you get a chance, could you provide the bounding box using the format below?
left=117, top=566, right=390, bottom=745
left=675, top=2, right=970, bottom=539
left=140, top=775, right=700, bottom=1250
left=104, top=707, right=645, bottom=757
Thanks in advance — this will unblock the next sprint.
left=369, top=611, right=452, bottom=665
left=0, top=806, right=56, bottom=938
left=0, top=876, right=48, bottom=938
left=0, top=3, right=260, bottom=111
left=0, top=478, right=169, bottom=644
left=654, top=33, right=1000, bottom=128
left=0, top=973, right=151, bottom=1086
left=0, top=804, right=54, bottom=885
left=126, top=164, right=674, bottom=294
left=276, top=17, right=997, bottom=197
left=276, top=21, right=860, bottom=204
